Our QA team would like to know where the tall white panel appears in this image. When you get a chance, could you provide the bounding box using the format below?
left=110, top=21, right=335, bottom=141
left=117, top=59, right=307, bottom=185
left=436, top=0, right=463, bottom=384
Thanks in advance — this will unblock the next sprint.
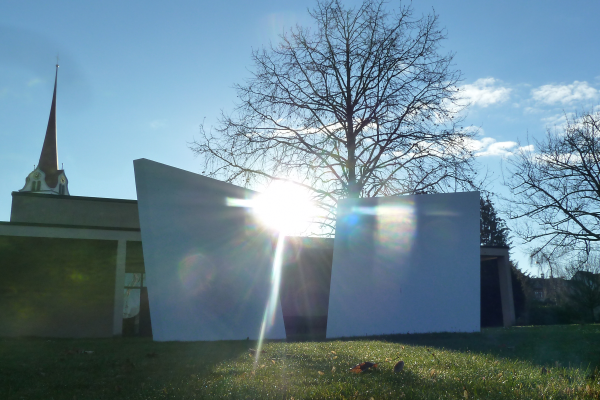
left=134, top=159, right=286, bottom=341
left=326, top=192, right=480, bottom=338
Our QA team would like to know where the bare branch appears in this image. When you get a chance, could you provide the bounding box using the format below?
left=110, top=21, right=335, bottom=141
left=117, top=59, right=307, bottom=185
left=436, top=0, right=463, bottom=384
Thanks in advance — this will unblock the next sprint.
left=191, top=0, right=478, bottom=232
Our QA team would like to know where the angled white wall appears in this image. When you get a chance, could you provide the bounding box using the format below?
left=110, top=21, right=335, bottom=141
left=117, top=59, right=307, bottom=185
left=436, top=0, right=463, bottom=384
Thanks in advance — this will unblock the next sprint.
left=134, top=159, right=286, bottom=341
left=326, top=192, right=480, bottom=338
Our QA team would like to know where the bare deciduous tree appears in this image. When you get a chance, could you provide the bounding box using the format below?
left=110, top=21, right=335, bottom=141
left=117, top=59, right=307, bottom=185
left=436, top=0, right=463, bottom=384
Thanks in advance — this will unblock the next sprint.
left=506, top=110, right=600, bottom=260
left=191, top=0, right=477, bottom=229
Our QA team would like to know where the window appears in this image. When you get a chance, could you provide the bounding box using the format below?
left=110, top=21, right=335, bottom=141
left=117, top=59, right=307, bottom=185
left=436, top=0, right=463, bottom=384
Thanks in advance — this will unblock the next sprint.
left=123, top=273, right=145, bottom=319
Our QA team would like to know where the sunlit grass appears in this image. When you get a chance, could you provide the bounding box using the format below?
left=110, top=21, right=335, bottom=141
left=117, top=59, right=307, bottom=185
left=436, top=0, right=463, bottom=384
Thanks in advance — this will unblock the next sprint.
left=1, top=325, right=600, bottom=399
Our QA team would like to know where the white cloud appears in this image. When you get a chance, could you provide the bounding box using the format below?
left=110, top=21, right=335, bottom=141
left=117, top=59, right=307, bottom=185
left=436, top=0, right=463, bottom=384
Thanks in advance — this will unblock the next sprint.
left=459, top=78, right=512, bottom=108
left=531, top=81, right=599, bottom=105
left=518, top=144, right=535, bottom=153
left=27, top=78, right=42, bottom=87
left=149, top=119, right=167, bottom=129
left=465, top=136, right=520, bottom=158
left=541, top=112, right=573, bottom=127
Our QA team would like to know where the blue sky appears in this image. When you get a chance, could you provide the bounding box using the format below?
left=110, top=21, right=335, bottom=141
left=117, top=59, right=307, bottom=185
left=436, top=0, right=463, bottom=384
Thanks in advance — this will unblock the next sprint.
left=1, top=0, right=599, bottom=274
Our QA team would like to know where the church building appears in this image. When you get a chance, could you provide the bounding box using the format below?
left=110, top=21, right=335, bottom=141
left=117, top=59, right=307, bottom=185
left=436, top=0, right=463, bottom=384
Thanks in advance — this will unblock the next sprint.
left=0, top=66, right=516, bottom=340
left=0, top=66, right=151, bottom=338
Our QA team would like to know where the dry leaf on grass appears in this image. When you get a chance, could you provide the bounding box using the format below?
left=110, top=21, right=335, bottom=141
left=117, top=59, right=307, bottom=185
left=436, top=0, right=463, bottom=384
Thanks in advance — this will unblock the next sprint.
left=350, top=362, right=378, bottom=373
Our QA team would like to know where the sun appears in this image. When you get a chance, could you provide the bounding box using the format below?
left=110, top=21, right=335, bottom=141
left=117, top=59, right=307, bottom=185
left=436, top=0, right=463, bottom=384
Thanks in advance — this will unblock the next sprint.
left=252, top=180, right=317, bottom=235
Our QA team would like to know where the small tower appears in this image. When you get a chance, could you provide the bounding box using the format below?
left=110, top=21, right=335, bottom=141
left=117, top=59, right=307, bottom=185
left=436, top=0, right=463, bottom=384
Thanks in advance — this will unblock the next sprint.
left=20, top=64, right=69, bottom=195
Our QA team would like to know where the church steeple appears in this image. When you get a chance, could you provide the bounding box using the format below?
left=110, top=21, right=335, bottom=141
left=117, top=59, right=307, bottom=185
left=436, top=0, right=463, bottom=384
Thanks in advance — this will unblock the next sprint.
left=19, top=64, right=69, bottom=196
left=38, top=64, right=59, bottom=180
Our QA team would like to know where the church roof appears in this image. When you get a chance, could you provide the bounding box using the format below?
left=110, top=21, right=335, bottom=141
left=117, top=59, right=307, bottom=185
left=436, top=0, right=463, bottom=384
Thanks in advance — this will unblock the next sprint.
left=38, top=64, right=60, bottom=188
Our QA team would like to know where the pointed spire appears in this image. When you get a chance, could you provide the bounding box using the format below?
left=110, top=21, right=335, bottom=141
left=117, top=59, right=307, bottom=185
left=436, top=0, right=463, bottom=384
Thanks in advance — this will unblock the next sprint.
left=38, top=64, right=59, bottom=184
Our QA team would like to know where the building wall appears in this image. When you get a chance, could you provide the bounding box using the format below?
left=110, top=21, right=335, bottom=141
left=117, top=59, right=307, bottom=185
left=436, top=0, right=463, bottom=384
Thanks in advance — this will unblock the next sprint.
left=0, top=236, right=118, bottom=337
left=327, top=192, right=481, bottom=338
left=10, top=192, right=140, bottom=229
left=280, top=237, right=334, bottom=339
left=134, top=158, right=287, bottom=341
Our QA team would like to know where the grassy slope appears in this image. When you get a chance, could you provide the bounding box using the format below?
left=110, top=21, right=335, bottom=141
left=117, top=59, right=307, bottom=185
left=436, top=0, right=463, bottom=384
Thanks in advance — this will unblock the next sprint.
left=1, top=325, right=599, bottom=399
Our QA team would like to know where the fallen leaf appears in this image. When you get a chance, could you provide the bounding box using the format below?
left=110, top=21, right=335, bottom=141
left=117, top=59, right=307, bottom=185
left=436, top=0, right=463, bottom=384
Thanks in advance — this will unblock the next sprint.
left=331, top=351, right=336, bottom=354
left=350, top=362, right=378, bottom=373
left=332, top=366, right=336, bottom=373
left=271, top=359, right=276, bottom=364
left=318, top=371, right=325, bottom=375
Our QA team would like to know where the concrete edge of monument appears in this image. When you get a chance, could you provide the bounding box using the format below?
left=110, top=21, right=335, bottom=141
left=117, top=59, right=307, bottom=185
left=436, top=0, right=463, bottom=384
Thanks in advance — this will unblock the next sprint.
left=133, top=158, right=287, bottom=341
left=326, top=191, right=483, bottom=339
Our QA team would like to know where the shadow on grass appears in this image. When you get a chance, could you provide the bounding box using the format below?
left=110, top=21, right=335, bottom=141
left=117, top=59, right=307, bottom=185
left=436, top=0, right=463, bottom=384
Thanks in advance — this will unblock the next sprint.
left=0, top=336, right=255, bottom=399
left=339, top=324, right=600, bottom=372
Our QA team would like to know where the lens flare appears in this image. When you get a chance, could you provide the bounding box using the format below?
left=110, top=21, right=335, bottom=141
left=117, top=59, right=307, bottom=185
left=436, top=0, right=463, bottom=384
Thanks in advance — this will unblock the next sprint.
left=225, top=181, right=317, bottom=364
left=254, top=233, right=285, bottom=367
left=178, top=253, right=215, bottom=295
left=253, top=181, right=318, bottom=235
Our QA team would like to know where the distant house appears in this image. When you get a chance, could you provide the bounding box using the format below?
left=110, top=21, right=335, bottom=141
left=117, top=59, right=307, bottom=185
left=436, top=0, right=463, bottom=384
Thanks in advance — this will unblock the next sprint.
left=528, top=276, right=568, bottom=304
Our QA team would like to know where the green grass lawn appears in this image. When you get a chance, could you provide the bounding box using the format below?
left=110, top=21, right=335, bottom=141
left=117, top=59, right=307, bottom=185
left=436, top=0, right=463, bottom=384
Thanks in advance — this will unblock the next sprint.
left=1, top=325, right=600, bottom=399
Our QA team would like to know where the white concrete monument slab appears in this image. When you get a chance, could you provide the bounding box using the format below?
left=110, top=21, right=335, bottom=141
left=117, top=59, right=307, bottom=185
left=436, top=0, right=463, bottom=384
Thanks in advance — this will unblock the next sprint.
left=134, top=159, right=286, bottom=341
left=326, top=192, right=480, bottom=338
